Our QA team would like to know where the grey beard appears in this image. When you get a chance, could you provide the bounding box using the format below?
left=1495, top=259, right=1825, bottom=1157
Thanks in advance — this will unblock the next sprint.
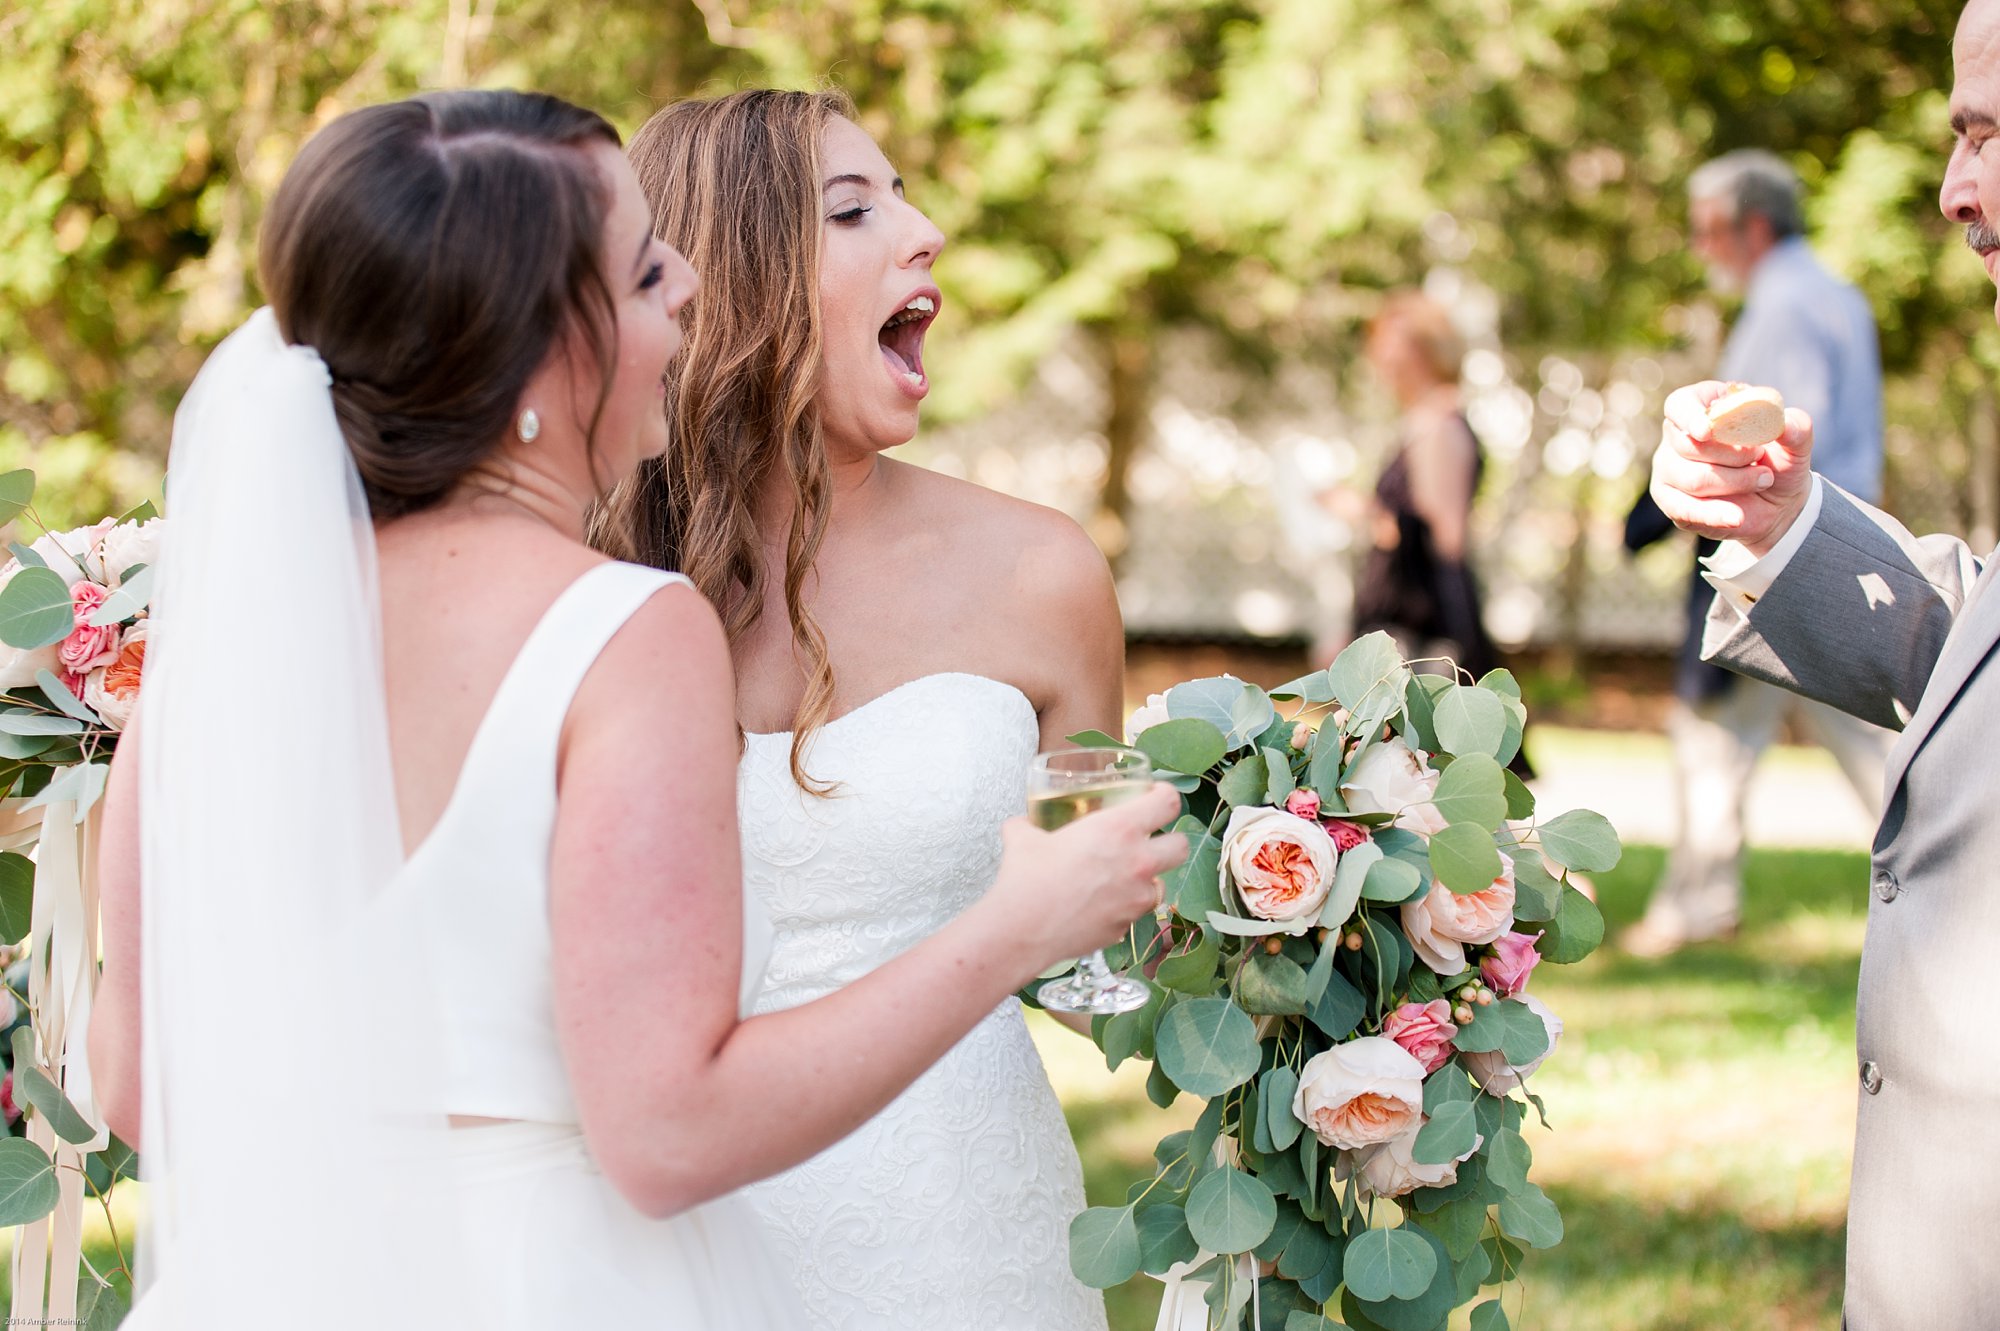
left=1967, top=220, right=2000, bottom=256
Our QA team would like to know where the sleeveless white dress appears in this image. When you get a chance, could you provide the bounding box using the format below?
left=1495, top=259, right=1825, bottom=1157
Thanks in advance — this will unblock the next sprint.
left=401, top=562, right=805, bottom=1330
left=737, top=672, right=1109, bottom=1331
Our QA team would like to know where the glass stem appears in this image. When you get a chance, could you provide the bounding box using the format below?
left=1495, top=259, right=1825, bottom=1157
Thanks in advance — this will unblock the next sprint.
left=1076, top=949, right=1116, bottom=990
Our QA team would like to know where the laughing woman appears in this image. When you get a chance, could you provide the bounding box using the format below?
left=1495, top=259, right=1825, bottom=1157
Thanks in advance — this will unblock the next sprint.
left=604, top=91, right=1121, bottom=1329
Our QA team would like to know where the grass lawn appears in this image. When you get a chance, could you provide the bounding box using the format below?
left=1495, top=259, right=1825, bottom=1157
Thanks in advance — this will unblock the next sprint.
left=1036, top=842, right=1866, bottom=1331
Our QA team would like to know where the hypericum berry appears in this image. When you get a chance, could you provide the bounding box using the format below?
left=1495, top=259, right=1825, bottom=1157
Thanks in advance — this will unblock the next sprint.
left=1264, top=936, right=1285, bottom=956
left=1459, top=984, right=1480, bottom=1001
left=1344, top=931, right=1365, bottom=952
left=1474, top=989, right=1494, bottom=1006
left=1453, top=1003, right=1475, bottom=1025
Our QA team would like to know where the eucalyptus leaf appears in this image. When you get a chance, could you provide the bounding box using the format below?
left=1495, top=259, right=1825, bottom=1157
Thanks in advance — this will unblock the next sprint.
left=1422, top=1063, right=1476, bottom=1113
left=1305, top=962, right=1365, bottom=1040
left=1510, top=854, right=1563, bottom=923
left=7, top=543, right=44, bottom=570
left=1136, top=717, right=1228, bottom=776
left=1303, top=932, right=1337, bottom=1003
left=1263, top=1065, right=1303, bottom=1151
left=1498, top=1182, right=1564, bottom=1248
left=0, top=1137, right=59, bottom=1225
left=1411, top=1100, right=1478, bottom=1167
left=1136, top=1203, right=1200, bottom=1274
left=1502, top=770, right=1536, bottom=821
left=1236, top=950, right=1310, bottom=1015
left=1430, top=753, right=1506, bottom=830
left=1326, top=839, right=1382, bottom=920
left=0, top=566, right=75, bottom=651
left=1271, top=670, right=1337, bottom=704
left=18, top=1067, right=98, bottom=1146
left=79, top=1274, right=131, bottom=1331
left=1156, top=997, right=1261, bottom=1097
left=1428, top=823, right=1504, bottom=893
left=1487, top=1129, right=1532, bottom=1193
left=35, top=669, right=101, bottom=725
left=0, top=711, right=83, bottom=737
left=1155, top=929, right=1222, bottom=994
left=1327, top=632, right=1410, bottom=718
left=1496, top=700, right=1527, bottom=769
left=1069, top=1206, right=1142, bottom=1287
left=0, top=732, right=49, bottom=761
left=1146, top=1059, right=1180, bottom=1109
left=1403, top=673, right=1441, bottom=753
left=1537, top=809, right=1622, bottom=873
left=1471, top=1300, right=1510, bottom=1331
left=1360, top=857, right=1425, bottom=904
left=1065, top=728, right=1127, bottom=749
left=1308, top=725, right=1348, bottom=801
left=1433, top=684, right=1507, bottom=758
left=1343, top=1227, right=1437, bottom=1302
left=1167, top=676, right=1275, bottom=749
left=1537, top=886, right=1606, bottom=964
left=1262, top=745, right=1297, bottom=803
left=1186, top=1166, right=1278, bottom=1255
left=0, top=852, right=32, bottom=945
left=1417, top=1194, right=1492, bottom=1261
left=1477, top=668, right=1521, bottom=700
left=86, top=565, right=153, bottom=627
left=1216, top=753, right=1270, bottom=807
left=1165, top=817, right=1224, bottom=920
left=0, top=471, right=33, bottom=528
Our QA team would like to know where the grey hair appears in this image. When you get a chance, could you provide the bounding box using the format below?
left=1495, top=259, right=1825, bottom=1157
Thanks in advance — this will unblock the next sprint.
left=1689, top=149, right=1804, bottom=239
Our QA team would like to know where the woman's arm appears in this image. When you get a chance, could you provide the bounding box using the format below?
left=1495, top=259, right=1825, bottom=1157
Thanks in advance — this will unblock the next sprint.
left=89, top=716, right=143, bottom=1148
left=552, top=585, right=1181, bottom=1218
left=1404, top=412, right=1478, bottom=563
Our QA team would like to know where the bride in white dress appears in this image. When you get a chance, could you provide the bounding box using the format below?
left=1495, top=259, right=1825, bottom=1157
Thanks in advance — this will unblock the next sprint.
left=84, top=90, right=1182, bottom=1331
left=606, top=91, right=1134, bottom=1329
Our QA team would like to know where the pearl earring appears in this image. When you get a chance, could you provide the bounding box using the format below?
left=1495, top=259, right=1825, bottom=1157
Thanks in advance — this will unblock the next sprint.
left=516, top=408, right=541, bottom=443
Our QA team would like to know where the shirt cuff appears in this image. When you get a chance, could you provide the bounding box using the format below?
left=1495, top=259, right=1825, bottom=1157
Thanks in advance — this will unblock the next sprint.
left=1700, top=475, right=1824, bottom=613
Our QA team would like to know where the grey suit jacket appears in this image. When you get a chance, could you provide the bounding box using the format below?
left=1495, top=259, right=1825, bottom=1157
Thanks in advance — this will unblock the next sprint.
left=1703, top=482, right=1994, bottom=1330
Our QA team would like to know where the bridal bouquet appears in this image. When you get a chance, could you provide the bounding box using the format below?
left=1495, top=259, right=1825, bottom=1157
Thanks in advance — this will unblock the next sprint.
left=1066, top=633, right=1616, bottom=1331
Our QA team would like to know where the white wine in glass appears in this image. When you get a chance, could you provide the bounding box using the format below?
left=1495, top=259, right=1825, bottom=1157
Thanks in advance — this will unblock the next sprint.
left=1029, top=747, right=1155, bottom=1015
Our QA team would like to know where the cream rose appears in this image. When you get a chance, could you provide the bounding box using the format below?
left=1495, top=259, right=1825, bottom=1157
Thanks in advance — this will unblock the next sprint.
left=1343, top=1117, right=1484, bottom=1200
left=1124, top=692, right=1170, bottom=743
left=97, top=518, right=161, bottom=587
left=83, top=624, right=147, bottom=730
left=29, top=520, right=113, bottom=587
left=1340, top=738, right=1442, bottom=831
left=1220, top=804, right=1338, bottom=931
left=1400, top=852, right=1517, bottom=975
left=1291, top=1036, right=1426, bottom=1150
left=1462, top=993, right=1563, bottom=1096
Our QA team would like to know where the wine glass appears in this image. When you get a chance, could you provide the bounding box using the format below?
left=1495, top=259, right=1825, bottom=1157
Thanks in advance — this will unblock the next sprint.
left=1029, top=747, right=1156, bottom=1015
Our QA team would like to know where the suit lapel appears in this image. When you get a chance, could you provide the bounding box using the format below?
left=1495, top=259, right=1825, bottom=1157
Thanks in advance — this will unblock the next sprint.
left=1883, top=558, right=2000, bottom=799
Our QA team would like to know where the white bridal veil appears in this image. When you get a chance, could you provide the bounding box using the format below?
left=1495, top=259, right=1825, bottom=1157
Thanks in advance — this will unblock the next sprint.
left=135, top=308, right=464, bottom=1328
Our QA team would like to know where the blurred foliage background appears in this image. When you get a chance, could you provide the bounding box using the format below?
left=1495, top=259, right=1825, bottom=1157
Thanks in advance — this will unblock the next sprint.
left=0, top=0, right=1987, bottom=631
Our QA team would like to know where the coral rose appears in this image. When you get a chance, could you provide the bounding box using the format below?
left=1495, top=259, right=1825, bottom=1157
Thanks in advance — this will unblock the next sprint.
left=1220, top=805, right=1338, bottom=932
left=84, top=625, right=147, bottom=730
left=1291, top=1037, right=1426, bottom=1151
left=1381, top=999, right=1457, bottom=1074
left=1400, top=852, right=1517, bottom=975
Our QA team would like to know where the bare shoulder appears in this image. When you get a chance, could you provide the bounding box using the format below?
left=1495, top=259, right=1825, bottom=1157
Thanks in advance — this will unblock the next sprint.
left=892, top=462, right=1113, bottom=614
left=569, top=572, right=733, bottom=742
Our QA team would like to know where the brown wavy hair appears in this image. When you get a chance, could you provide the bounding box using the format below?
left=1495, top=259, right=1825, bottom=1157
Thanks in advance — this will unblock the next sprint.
left=260, top=90, right=622, bottom=518
left=598, top=89, right=855, bottom=793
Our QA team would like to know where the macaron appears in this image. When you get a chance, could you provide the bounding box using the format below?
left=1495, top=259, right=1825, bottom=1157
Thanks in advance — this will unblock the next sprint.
left=1706, top=383, right=1786, bottom=450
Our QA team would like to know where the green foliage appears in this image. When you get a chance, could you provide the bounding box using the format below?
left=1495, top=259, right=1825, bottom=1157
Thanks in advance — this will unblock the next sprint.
left=1186, top=1166, right=1278, bottom=1255
left=1070, top=1205, right=1143, bottom=1287
left=0, top=1138, right=59, bottom=1226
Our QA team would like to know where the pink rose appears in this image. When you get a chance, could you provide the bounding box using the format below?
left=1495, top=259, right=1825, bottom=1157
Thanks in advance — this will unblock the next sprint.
left=1291, top=1037, right=1426, bottom=1150
left=58, top=583, right=121, bottom=675
left=1400, top=852, right=1518, bottom=974
left=1284, top=789, right=1322, bottom=820
left=1325, top=819, right=1370, bottom=853
left=1, top=1072, right=17, bottom=1125
left=1381, top=999, right=1457, bottom=1073
left=1481, top=931, right=1543, bottom=997
left=1220, top=805, right=1338, bottom=932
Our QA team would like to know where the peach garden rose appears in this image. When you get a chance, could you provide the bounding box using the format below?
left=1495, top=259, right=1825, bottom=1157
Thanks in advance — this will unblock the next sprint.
left=1290, top=1036, right=1426, bottom=1151
left=1220, top=804, right=1340, bottom=932
left=1400, top=851, right=1517, bottom=975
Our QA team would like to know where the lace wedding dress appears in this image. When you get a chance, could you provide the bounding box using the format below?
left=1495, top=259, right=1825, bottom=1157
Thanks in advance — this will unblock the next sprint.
left=738, top=672, right=1108, bottom=1331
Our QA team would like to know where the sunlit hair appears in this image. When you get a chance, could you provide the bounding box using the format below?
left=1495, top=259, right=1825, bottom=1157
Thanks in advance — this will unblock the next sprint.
left=1369, top=289, right=1465, bottom=388
left=599, top=88, right=855, bottom=793
left=261, top=90, right=622, bottom=518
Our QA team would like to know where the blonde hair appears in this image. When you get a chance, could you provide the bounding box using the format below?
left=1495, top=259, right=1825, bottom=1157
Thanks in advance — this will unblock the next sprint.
left=597, top=89, right=854, bottom=794
left=1370, top=290, right=1465, bottom=386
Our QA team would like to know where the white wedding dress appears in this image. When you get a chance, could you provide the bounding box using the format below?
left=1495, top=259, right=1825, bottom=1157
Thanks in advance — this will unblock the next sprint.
left=738, top=672, right=1108, bottom=1331
left=405, top=562, right=805, bottom=1330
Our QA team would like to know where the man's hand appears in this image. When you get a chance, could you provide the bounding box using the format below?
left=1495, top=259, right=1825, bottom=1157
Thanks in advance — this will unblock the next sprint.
left=1650, top=381, right=1816, bottom=558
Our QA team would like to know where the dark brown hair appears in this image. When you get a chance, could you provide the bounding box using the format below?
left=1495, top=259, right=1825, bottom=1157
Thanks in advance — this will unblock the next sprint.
left=598, top=89, right=854, bottom=793
left=259, top=90, right=622, bottom=518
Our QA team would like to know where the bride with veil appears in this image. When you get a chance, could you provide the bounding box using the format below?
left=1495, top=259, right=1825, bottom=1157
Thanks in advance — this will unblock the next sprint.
left=82, top=87, right=1184, bottom=1329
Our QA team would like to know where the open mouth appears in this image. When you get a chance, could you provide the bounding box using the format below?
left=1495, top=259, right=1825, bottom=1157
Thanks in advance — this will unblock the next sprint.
left=878, top=293, right=937, bottom=389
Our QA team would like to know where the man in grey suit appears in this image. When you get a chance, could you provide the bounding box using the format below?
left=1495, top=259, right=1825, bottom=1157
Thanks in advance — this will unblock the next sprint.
left=1649, top=4, right=2000, bottom=1323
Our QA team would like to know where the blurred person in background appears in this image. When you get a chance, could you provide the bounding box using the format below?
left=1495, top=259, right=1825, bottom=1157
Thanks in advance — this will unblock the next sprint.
left=1620, top=148, right=1893, bottom=958
left=1338, top=290, right=1531, bottom=775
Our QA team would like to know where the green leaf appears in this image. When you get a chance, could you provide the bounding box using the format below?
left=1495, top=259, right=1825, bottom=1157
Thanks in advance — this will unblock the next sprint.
left=1285, top=1313, right=1339, bottom=1331
left=1430, top=753, right=1506, bottom=829
left=1146, top=1059, right=1180, bottom=1109
left=8, top=543, right=45, bottom=570
left=1165, top=817, right=1224, bottom=920
left=1403, top=674, right=1441, bottom=753
left=1411, top=1101, right=1478, bottom=1166
left=1186, top=1166, right=1278, bottom=1255
left=1502, top=770, right=1536, bottom=821
left=1510, top=854, right=1562, bottom=922
left=0, top=852, right=32, bottom=945
left=1482, top=1233, right=1527, bottom=1285
left=1236, top=950, right=1309, bottom=1015
left=1496, top=700, right=1527, bottom=770
left=1423, top=1063, right=1476, bottom=1113
left=1457, top=998, right=1548, bottom=1065
left=1263, top=1065, right=1303, bottom=1151
left=1471, top=1300, right=1510, bottom=1331
left=1477, top=668, right=1521, bottom=700
left=1498, top=1182, right=1564, bottom=1248
left=85, top=565, right=153, bottom=627
left=117, top=500, right=159, bottom=525
left=0, top=566, right=76, bottom=651
left=0, top=1137, right=59, bottom=1225
left=1538, top=885, right=1606, bottom=964
left=0, top=711, right=84, bottom=737
left=35, top=669, right=100, bottom=725
left=1065, top=728, right=1128, bottom=749
left=1216, top=752, right=1270, bottom=807
left=1156, top=997, right=1261, bottom=1097
left=1537, top=809, right=1622, bottom=873
left=1344, top=1226, right=1437, bottom=1302
left=18, top=1068, right=97, bottom=1146
left=1361, top=856, right=1425, bottom=904
left=1433, top=684, right=1507, bottom=758
left=1136, top=717, right=1229, bottom=776
left=79, top=1272, right=131, bottom=1331
left=1272, top=670, right=1336, bottom=704
left=1167, top=677, right=1276, bottom=749
left=1306, top=963, right=1365, bottom=1040
left=1429, top=823, right=1504, bottom=893
left=0, top=731, right=54, bottom=760
left=1098, top=983, right=1163, bottom=1070
left=1308, top=725, right=1348, bottom=801
left=1487, top=1129, right=1533, bottom=1193
left=0, top=471, right=34, bottom=528
left=1069, top=1205, right=1142, bottom=1287
left=1303, top=932, right=1337, bottom=1002
left=1262, top=745, right=1298, bottom=803
left=1155, top=928, right=1222, bottom=994
left=1136, top=1203, right=1199, bottom=1274
left=1328, top=632, right=1410, bottom=722
left=1416, top=1194, right=1492, bottom=1260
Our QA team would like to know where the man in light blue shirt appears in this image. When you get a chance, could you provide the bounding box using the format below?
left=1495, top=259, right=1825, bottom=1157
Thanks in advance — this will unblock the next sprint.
left=1623, top=149, right=1894, bottom=956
